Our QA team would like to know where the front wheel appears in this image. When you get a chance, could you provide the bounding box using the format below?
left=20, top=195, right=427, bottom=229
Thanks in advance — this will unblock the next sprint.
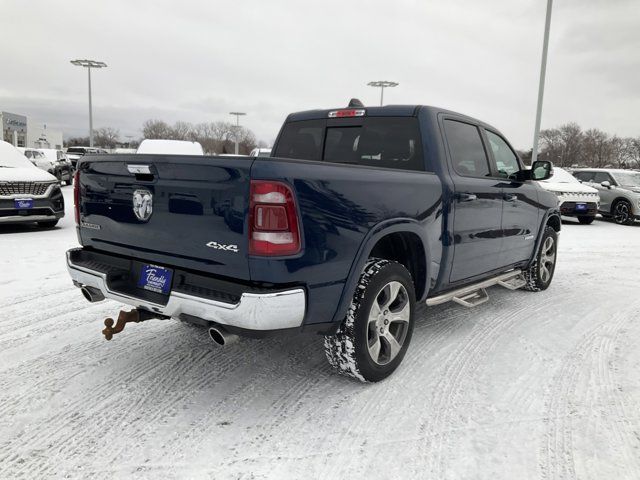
left=577, top=215, right=595, bottom=225
left=324, top=258, right=415, bottom=382
left=523, top=225, right=557, bottom=292
left=37, top=220, right=59, bottom=229
left=613, top=200, right=634, bottom=225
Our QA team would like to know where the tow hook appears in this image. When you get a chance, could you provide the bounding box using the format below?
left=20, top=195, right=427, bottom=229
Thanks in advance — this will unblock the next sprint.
left=102, top=308, right=156, bottom=340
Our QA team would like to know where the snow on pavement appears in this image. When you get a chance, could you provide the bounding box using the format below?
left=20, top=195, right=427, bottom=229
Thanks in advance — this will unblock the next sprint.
left=1, top=186, right=639, bottom=479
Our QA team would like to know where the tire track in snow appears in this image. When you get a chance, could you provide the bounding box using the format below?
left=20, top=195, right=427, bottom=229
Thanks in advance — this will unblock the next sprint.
left=415, top=288, right=536, bottom=478
left=316, top=302, right=478, bottom=480
left=539, top=308, right=637, bottom=480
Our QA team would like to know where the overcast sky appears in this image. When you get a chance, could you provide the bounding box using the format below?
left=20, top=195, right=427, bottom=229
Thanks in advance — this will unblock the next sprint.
left=1, top=0, right=638, bottom=148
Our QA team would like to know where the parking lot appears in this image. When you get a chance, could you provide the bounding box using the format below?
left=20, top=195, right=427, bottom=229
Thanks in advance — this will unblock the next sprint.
left=1, top=186, right=639, bottom=479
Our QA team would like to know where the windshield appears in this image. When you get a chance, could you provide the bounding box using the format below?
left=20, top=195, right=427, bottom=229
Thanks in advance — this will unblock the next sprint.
left=66, top=147, right=85, bottom=154
left=542, top=167, right=579, bottom=183
left=0, top=142, right=38, bottom=168
left=614, top=171, right=640, bottom=188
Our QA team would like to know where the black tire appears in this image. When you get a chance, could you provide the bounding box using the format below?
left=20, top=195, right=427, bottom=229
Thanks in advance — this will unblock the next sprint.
left=37, top=220, right=59, bottom=228
left=324, top=258, right=416, bottom=382
left=523, top=225, right=557, bottom=292
left=612, top=199, right=634, bottom=225
left=577, top=215, right=595, bottom=225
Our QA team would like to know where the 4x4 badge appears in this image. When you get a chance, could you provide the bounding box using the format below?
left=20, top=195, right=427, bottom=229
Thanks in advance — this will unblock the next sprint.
left=206, top=241, right=238, bottom=253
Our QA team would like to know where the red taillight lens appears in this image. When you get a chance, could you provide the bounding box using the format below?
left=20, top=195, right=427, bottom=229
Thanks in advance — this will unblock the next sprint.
left=73, top=170, right=80, bottom=225
left=327, top=109, right=365, bottom=118
left=249, top=181, right=301, bottom=256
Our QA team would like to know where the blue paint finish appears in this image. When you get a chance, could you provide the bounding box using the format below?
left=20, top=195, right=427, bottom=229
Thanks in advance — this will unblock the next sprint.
left=74, top=105, right=560, bottom=333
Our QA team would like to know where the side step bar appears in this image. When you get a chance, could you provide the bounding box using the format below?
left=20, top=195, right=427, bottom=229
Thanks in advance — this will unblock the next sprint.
left=426, top=270, right=524, bottom=308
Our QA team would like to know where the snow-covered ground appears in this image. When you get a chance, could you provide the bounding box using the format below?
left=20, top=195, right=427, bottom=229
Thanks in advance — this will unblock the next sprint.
left=1, top=187, right=639, bottom=480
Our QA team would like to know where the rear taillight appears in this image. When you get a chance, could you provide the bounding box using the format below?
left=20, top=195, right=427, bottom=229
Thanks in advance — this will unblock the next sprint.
left=249, top=180, right=301, bottom=256
left=327, top=109, right=365, bottom=118
left=73, top=170, right=80, bottom=225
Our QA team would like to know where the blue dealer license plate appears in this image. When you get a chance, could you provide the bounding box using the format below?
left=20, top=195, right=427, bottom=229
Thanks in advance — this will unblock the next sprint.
left=138, top=264, right=173, bottom=294
left=575, top=203, right=587, bottom=211
left=15, top=199, right=33, bottom=209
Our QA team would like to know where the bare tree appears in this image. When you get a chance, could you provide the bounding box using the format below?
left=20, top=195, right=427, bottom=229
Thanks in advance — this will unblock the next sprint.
left=142, top=119, right=172, bottom=139
left=93, top=127, right=120, bottom=149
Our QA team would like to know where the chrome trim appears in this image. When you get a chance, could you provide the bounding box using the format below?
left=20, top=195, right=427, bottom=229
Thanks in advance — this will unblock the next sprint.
left=0, top=182, right=58, bottom=200
left=0, top=214, right=58, bottom=224
left=426, top=270, right=523, bottom=306
left=66, top=250, right=306, bottom=330
left=127, top=164, right=152, bottom=174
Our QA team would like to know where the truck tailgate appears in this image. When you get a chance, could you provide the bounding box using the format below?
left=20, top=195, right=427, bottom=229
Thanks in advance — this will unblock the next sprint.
left=78, top=154, right=253, bottom=281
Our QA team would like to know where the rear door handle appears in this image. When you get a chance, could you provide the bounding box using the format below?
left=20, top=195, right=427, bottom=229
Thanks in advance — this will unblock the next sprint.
left=457, top=193, right=477, bottom=202
left=504, top=193, right=518, bottom=202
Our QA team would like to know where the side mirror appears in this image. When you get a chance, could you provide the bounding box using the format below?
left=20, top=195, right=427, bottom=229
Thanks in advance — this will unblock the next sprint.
left=530, top=160, right=553, bottom=181
left=600, top=180, right=611, bottom=189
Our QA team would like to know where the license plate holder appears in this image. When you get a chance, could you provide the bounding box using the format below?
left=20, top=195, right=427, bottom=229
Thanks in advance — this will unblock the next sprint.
left=14, top=198, right=33, bottom=209
left=137, top=264, right=173, bottom=295
left=575, top=203, right=587, bottom=212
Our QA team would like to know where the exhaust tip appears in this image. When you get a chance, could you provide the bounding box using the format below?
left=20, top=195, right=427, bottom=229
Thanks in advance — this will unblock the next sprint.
left=81, top=286, right=105, bottom=303
left=208, top=327, right=226, bottom=346
left=208, top=327, right=238, bottom=347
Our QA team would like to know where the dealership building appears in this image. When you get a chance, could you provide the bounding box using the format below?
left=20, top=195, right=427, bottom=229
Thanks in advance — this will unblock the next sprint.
left=1, top=111, right=63, bottom=149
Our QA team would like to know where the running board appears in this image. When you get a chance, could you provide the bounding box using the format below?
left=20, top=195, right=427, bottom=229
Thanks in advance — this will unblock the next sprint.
left=426, top=270, right=524, bottom=308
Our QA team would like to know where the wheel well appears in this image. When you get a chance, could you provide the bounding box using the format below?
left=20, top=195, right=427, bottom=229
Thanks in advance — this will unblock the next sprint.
left=612, top=197, right=631, bottom=208
left=547, top=214, right=561, bottom=232
left=369, top=232, right=427, bottom=299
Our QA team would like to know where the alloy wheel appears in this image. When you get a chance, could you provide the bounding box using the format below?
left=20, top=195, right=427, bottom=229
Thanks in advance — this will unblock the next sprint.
left=539, top=236, right=556, bottom=284
left=614, top=202, right=630, bottom=224
left=367, top=281, right=410, bottom=365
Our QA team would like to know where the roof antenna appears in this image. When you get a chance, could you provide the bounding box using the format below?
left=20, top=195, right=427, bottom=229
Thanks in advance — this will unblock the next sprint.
left=348, top=98, right=364, bottom=108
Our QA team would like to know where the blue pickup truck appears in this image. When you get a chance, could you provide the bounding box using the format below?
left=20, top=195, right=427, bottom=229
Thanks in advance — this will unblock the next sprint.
left=66, top=103, right=560, bottom=382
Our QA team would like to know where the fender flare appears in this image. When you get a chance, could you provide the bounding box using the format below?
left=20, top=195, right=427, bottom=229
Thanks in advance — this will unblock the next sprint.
left=526, top=209, right=561, bottom=268
left=329, top=218, right=432, bottom=325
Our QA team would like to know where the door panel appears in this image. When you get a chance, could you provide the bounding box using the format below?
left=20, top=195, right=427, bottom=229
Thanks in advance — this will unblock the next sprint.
left=443, top=119, right=504, bottom=282
left=500, top=181, right=540, bottom=266
left=450, top=177, right=504, bottom=282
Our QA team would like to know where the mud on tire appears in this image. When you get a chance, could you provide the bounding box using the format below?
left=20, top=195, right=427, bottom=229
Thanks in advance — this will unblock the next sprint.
left=324, top=258, right=416, bottom=382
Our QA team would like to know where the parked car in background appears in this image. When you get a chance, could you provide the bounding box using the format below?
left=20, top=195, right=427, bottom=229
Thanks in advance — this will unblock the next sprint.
left=65, top=147, right=105, bottom=168
left=0, top=141, right=65, bottom=227
left=17, top=148, right=57, bottom=177
left=136, top=139, right=204, bottom=155
left=573, top=168, right=640, bottom=225
left=66, top=103, right=560, bottom=382
left=39, top=149, right=73, bottom=185
left=539, top=167, right=599, bottom=224
left=249, top=147, right=272, bottom=157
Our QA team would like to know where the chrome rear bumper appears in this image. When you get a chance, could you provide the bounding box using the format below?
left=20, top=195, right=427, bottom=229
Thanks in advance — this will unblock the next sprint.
left=66, top=250, right=306, bottom=331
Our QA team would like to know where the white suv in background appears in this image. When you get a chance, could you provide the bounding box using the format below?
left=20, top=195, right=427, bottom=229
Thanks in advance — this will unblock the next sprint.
left=539, top=167, right=600, bottom=224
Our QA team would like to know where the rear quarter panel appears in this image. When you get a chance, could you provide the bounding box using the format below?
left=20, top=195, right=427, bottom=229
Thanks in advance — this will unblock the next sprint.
left=250, top=157, right=444, bottom=325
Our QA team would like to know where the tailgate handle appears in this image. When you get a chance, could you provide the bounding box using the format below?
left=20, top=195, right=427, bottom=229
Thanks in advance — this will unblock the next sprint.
left=127, top=164, right=152, bottom=174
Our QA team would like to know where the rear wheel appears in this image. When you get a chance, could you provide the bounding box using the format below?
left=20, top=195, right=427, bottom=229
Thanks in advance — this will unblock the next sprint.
left=324, top=258, right=415, bottom=382
left=523, top=226, right=557, bottom=292
left=612, top=200, right=634, bottom=225
left=577, top=215, right=595, bottom=225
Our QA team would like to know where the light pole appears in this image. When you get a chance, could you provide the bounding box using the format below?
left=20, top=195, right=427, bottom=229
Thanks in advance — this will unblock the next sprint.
left=229, top=112, right=246, bottom=155
left=531, top=0, right=553, bottom=164
left=367, top=81, right=399, bottom=106
left=70, top=59, right=107, bottom=147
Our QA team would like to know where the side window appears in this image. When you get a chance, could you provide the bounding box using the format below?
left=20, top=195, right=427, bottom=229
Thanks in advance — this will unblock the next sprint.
left=592, top=172, right=613, bottom=184
left=444, top=120, right=490, bottom=177
left=25, top=151, right=32, bottom=158
left=573, top=171, right=593, bottom=182
left=486, top=131, right=520, bottom=178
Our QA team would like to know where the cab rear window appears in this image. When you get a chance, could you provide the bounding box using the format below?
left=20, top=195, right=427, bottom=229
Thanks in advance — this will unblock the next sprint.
left=274, top=117, right=424, bottom=171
